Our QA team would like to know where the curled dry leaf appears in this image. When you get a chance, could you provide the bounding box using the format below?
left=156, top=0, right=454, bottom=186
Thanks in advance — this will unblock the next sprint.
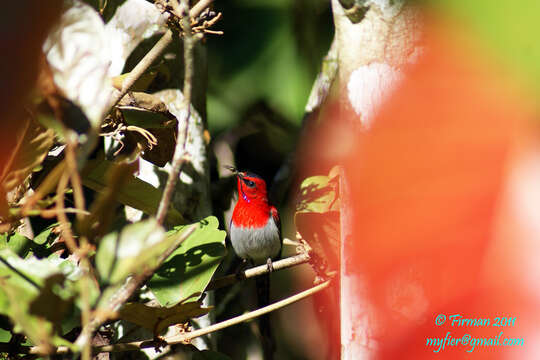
left=119, top=300, right=211, bottom=336
left=0, top=117, right=54, bottom=202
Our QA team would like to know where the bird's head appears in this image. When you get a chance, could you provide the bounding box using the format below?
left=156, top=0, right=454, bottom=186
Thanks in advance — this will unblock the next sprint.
left=225, top=165, right=269, bottom=204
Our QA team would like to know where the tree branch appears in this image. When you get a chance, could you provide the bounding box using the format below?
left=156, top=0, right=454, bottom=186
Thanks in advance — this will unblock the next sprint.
left=207, top=252, right=311, bottom=291
left=155, top=0, right=195, bottom=226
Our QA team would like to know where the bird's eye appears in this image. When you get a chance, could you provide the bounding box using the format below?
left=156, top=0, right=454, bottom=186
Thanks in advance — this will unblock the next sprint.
left=243, top=179, right=256, bottom=188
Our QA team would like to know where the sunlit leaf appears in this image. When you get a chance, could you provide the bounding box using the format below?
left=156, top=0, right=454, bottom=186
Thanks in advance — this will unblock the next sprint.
left=148, top=216, right=227, bottom=307
left=96, top=218, right=166, bottom=284
left=82, top=159, right=184, bottom=224
left=34, top=223, right=58, bottom=245
left=0, top=233, right=32, bottom=258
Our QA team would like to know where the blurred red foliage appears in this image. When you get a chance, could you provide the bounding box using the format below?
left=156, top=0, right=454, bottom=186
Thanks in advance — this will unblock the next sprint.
left=0, top=1, right=62, bottom=216
left=301, top=15, right=539, bottom=359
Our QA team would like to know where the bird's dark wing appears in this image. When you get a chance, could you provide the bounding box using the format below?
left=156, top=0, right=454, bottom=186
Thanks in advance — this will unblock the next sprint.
left=270, top=205, right=282, bottom=259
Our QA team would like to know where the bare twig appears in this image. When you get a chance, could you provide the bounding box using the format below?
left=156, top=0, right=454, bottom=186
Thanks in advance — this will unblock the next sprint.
left=189, top=0, right=215, bottom=19
left=55, top=170, right=78, bottom=253
left=65, top=133, right=86, bottom=221
left=207, top=252, right=311, bottom=291
left=155, top=0, right=195, bottom=226
left=63, top=138, right=92, bottom=360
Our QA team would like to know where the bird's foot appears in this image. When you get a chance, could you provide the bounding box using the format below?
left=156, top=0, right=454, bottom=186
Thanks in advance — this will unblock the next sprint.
left=150, top=336, right=167, bottom=353
left=266, top=258, right=274, bottom=273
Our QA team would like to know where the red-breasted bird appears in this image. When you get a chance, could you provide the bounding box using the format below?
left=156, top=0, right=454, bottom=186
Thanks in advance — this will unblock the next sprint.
left=226, top=166, right=281, bottom=359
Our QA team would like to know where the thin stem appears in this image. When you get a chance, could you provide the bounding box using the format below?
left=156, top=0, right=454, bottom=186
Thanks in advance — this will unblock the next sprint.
left=55, top=170, right=78, bottom=253
left=63, top=137, right=93, bottom=360
left=207, top=252, right=311, bottom=291
left=65, top=140, right=86, bottom=221
left=155, top=0, right=195, bottom=226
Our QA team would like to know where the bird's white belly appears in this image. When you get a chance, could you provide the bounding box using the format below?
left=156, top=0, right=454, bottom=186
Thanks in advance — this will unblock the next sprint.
left=230, top=218, right=281, bottom=264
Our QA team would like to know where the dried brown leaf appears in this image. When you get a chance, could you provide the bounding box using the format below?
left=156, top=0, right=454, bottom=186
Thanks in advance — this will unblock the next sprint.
left=0, top=117, right=54, bottom=195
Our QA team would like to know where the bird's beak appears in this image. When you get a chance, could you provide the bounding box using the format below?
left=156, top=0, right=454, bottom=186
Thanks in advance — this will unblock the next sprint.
left=224, top=165, right=237, bottom=174
left=224, top=165, right=244, bottom=178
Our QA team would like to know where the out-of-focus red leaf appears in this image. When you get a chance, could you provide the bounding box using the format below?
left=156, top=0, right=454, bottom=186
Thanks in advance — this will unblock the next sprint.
left=0, top=1, right=62, bottom=216
left=299, top=14, right=539, bottom=360
left=342, top=19, right=536, bottom=359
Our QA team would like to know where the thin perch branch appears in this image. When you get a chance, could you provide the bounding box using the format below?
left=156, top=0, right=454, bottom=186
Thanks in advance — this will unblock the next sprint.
left=207, top=252, right=311, bottom=291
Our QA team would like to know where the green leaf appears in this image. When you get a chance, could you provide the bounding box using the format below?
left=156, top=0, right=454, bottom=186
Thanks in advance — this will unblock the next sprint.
left=0, top=249, right=76, bottom=350
left=148, top=216, right=227, bottom=307
left=34, top=223, right=58, bottom=245
left=0, top=233, right=32, bottom=257
left=119, top=300, right=210, bottom=336
left=82, top=159, right=184, bottom=224
left=0, top=328, right=10, bottom=342
left=96, top=218, right=166, bottom=285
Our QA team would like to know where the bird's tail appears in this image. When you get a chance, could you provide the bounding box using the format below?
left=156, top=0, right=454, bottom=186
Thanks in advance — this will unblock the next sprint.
left=256, top=273, right=275, bottom=360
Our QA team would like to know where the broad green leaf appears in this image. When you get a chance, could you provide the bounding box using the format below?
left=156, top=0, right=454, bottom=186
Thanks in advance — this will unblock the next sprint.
left=34, top=223, right=58, bottom=245
left=148, top=216, right=227, bottom=307
left=0, top=117, right=54, bottom=194
left=0, top=328, right=10, bottom=342
left=96, top=218, right=166, bottom=284
left=82, top=159, right=184, bottom=224
left=0, top=233, right=32, bottom=257
left=119, top=300, right=210, bottom=335
left=0, top=249, right=76, bottom=350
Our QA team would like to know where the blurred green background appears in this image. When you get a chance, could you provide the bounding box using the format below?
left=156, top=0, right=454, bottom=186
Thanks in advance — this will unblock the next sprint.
left=206, top=0, right=333, bottom=134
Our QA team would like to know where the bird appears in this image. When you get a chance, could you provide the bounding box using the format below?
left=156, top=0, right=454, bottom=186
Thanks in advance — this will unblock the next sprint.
left=226, top=165, right=281, bottom=359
